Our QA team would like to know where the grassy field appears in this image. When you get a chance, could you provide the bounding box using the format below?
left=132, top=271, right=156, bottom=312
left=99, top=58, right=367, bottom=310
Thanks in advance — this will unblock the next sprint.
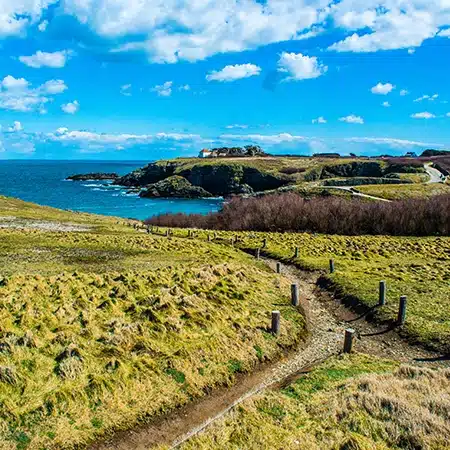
left=0, top=197, right=306, bottom=449
left=166, top=229, right=450, bottom=353
left=357, top=183, right=450, bottom=200
left=180, top=353, right=450, bottom=450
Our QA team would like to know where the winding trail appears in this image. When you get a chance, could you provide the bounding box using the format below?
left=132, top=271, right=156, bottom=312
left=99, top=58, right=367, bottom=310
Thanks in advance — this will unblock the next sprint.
left=324, top=186, right=392, bottom=202
left=91, top=257, right=449, bottom=450
left=425, top=163, right=445, bottom=184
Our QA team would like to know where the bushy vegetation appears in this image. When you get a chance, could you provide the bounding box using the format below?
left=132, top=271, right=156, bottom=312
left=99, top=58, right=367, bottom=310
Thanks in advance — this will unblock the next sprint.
left=0, top=197, right=306, bottom=449
left=146, top=193, right=450, bottom=236
left=181, top=354, right=450, bottom=450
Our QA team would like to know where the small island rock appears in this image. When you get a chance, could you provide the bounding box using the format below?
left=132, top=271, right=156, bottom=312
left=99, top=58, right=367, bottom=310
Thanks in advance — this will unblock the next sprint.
left=67, top=173, right=119, bottom=181
left=139, top=176, right=212, bottom=198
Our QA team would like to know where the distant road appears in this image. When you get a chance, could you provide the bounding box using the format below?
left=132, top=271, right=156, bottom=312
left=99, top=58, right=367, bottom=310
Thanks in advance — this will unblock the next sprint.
left=325, top=186, right=392, bottom=202
left=425, top=164, right=445, bottom=184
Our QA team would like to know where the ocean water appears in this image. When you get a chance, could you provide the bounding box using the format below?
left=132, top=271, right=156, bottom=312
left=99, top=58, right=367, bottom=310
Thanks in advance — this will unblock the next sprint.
left=0, top=160, right=223, bottom=220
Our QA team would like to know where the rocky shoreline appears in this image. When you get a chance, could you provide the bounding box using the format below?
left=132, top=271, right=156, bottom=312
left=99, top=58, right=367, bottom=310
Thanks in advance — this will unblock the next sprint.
left=67, top=173, right=119, bottom=181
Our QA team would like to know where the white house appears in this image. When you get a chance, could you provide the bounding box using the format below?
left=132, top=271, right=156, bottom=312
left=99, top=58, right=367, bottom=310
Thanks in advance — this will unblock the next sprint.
left=199, top=149, right=213, bottom=158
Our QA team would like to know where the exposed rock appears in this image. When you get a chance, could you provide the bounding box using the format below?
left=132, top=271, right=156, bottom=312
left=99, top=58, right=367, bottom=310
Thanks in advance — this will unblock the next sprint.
left=117, top=161, right=289, bottom=197
left=67, top=173, right=119, bottom=181
left=139, top=176, right=212, bottom=198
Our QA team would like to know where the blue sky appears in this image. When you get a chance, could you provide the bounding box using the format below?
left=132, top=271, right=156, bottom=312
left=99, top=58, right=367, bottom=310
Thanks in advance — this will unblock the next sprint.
left=1, top=0, right=450, bottom=159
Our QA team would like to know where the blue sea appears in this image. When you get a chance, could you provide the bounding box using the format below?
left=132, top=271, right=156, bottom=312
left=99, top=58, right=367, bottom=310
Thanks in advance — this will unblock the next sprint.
left=0, top=161, right=223, bottom=220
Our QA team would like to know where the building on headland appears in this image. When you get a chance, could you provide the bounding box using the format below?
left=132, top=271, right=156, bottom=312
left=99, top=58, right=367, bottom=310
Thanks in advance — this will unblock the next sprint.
left=199, top=149, right=216, bottom=158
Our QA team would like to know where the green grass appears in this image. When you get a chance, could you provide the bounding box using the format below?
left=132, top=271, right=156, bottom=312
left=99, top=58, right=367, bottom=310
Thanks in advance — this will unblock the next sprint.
left=181, top=354, right=450, bottom=450
left=167, top=229, right=450, bottom=353
left=0, top=196, right=307, bottom=449
left=357, top=183, right=450, bottom=200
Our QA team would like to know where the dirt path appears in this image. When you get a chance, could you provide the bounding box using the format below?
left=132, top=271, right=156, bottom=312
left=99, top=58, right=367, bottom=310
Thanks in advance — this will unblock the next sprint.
left=325, top=186, right=392, bottom=202
left=91, top=258, right=448, bottom=450
left=425, top=163, right=445, bottom=184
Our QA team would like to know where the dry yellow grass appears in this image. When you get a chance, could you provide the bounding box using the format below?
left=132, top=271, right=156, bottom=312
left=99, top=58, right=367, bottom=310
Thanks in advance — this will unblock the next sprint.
left=181, top=355, right=450, bottom=450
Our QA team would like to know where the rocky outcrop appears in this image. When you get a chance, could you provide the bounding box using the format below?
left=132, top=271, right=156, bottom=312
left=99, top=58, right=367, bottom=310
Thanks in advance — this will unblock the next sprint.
left=139, top=176, right=212, bottom=198
left=116, top=161, right=289, bottom=197
left=67, top=173, right=119, bottom=181
left=115, top=162, right=178, bottom=187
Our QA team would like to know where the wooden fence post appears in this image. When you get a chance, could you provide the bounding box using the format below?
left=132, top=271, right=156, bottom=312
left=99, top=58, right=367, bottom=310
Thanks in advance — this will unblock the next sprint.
left=294, top=247, right=299, bottom=258
left=329, top=259, right=335, bottom=274
left=255, top=248, right=260, bottom=259
left=276, top=262, right=281, bottom=274
left=398, top=296, right=407, bottom=326
left=165, top=229, right=169, bottom=237
left=271, top=311, right=280, bottom=335
left=207, top=234, right=211, bottom=242
left=262, top=238, right=267, bottom=249
left=379, top=281, right=386, bottom=306
left=343, top=329, right=355, bottom=353
left=291, top=284, right=299, bottom=307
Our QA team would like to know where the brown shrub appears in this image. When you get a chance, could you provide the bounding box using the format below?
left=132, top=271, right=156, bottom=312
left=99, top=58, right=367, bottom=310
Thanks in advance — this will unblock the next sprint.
left=146, top=193, right=450, bottom=236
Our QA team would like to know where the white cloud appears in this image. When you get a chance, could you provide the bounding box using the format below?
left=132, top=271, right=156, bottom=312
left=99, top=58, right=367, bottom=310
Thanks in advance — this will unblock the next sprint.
left=277, top=52, right=327, bottom=81
left=0, top=1, right=55, bottom=37
left=225, top=124, right=248, bottom=129
left=382, top=101, right=391, bottom=107
left=447, top=112, right=450, bottom=117
left=411, top=112, right=435, bottom=119
left=206, top=64, right=261, bottom=82
left=407, top=48, right=416, bottom=54
left=0, top=76, right=66, bottom=112
left=120, top=84, right=132, bottom=96
left=371, top=82, right=395, bottom=95
left=19, top=50, right=72, bottom=69
left=220, top=133, right=307, bottom=144
left=439, top=28, right=450, bottom=37
left=400, top=89, right=409, bottom=96
left=47, top=128, right=203, bottom=146
left=339, top=115, right=365, bottom=124
left=61, top=100, right=80, bottom=114
left=178, top=84, right=190, bottom=91
left=328, top=7, right=438, bottom=53
left=345, top=137, right=439, bottom=148
left=151, top=81, right=173, bottom=96
left=63, top=0, right=324, bottom=63
left=7, top=121, right=23, bottom=132
left=38, top=20, right=48, bottom=32
left=414, top=94, right=439, bottom=102
left=312, top=116, right=327, bottom=124
left=40, top=79, right=68, bottom=94
left=1, top=75, right=29, bottom=90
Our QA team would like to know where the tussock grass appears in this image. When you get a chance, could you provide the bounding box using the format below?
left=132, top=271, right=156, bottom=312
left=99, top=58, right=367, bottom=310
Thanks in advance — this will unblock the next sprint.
left=0, top=197, right=306, bottom=449
left=168, top=229, right=450, bottom=353
left=181, top=354, right=450, bottom=450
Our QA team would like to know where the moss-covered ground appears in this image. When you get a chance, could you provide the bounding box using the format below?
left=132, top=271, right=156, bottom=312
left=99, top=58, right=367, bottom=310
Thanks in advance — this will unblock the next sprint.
left=0, top=197, right=306, bottom=449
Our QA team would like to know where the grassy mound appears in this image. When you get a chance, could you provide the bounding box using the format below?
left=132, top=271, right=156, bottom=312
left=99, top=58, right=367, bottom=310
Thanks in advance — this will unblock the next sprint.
left=357, top=183, right=450, bottom=200
left=181, top=354, right=450, bottom=450
left=0, top=197, right=306, bottom=449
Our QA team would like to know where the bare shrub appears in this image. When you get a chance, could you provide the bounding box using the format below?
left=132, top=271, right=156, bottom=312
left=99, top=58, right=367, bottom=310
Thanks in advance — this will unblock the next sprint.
left=146, top=193, right=450, bottom=236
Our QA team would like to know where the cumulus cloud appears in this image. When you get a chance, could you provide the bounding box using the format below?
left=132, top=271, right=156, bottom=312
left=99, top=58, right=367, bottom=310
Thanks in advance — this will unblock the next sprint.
left=339, top=115, right=364, bottom=124
left=38, top=20, right=48, bottom=32
left=61, top=100, right=80, bottom=114
left=312, top=116, right=327, bottom=124
left=19, top=50, right=73, bottom=68
left=151, top=81, right=173, bottom=96
left=277, top=52, right=327, bottom=81
left=206, top=64, right=261, bottom=82
left=400, top=89, right=409, bottom=96
left=0, top=75, right=67, bottom=112
left=411, top=111, right=435, bottom=119
left=382, top=101, right=391, bottom=107
left=178, top=84, right=190, bottom=91
left=371, top=82, right=395, bottom=95
left=7, top=121, right=23, bottom=132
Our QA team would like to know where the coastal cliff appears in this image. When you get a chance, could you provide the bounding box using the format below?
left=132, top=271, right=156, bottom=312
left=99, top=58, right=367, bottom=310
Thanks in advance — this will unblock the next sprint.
left=115, top=160, right=289, bottom=197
